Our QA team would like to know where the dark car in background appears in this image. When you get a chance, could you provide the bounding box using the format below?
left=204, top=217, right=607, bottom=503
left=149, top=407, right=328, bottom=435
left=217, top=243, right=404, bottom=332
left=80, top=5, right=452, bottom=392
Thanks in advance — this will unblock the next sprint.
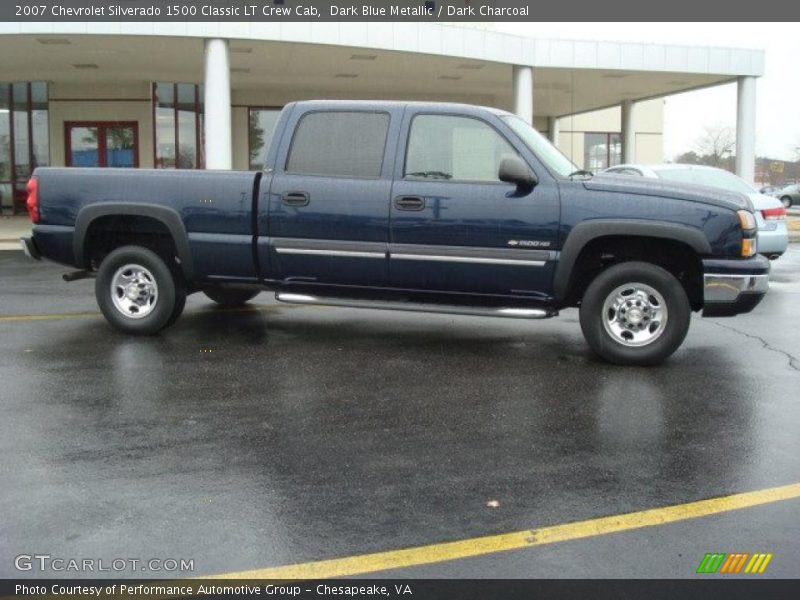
left=773, top=183, right=799, bottom=208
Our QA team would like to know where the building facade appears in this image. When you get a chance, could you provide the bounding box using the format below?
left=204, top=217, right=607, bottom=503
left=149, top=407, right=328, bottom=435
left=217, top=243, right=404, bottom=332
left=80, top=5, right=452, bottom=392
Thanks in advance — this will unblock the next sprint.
left=557, top=99, right=664, bottom=170
left=0, top=22, right=763, bottom=215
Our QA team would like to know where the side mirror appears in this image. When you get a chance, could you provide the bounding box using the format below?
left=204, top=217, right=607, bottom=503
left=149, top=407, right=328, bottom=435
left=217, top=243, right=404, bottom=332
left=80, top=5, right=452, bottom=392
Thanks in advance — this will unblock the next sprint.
left=499, top=155, right=537, bottom=191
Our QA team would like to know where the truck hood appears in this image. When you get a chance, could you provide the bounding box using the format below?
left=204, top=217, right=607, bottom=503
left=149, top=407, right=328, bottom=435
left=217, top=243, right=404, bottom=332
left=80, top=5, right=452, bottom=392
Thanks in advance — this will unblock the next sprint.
left=585, top=174, right=753, bottom=212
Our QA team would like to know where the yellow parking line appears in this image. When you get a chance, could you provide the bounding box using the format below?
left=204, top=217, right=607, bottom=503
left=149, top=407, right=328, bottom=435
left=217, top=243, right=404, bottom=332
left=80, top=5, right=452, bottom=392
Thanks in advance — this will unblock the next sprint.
left=0, top=311, right=101, bottom=322
left=208, top=482, right=800, bottom=579
left=0, top=304, right=300, bottom=323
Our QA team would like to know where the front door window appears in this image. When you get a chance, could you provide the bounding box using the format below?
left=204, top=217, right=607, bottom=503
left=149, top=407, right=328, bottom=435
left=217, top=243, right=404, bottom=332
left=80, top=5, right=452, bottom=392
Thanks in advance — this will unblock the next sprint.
left=65, top=122, right=138, bottom=168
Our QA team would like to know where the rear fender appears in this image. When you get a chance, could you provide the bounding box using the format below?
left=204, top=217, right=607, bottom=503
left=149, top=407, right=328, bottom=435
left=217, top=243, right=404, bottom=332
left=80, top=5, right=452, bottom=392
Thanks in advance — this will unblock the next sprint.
left=73, top=203, right=194, bottom=280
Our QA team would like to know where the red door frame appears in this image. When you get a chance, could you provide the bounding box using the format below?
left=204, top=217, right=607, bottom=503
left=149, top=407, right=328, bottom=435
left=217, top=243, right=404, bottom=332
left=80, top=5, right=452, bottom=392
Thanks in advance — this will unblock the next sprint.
left=64, top=121, right=140, bottom=168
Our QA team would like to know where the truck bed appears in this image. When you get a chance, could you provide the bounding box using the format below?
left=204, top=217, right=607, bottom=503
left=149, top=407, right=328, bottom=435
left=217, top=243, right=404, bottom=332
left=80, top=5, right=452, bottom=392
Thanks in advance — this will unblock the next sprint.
left=34, top=167, right=260, bottom=282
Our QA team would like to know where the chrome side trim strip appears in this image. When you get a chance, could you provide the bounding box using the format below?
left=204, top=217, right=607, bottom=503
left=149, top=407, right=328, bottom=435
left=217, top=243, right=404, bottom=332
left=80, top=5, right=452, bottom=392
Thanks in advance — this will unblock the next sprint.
left=390, top=243, right=550, bottom=262
left=275, top=247, right=385, bottom=259
left=391, top=253, right=546, bottom=266
left=272, top=239, right=551, bottom=265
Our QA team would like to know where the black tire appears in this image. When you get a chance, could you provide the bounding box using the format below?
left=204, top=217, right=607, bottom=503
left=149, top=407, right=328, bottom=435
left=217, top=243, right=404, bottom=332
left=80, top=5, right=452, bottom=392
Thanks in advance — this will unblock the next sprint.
left=95, top=245, right=179, bottom=335
left=781, top=196, right=793, bottom=208
left=203, top=288, right=259, bottom=306
left=163, top=279, right=187, bottom=328
left=579, top=261, right=691, bottom=366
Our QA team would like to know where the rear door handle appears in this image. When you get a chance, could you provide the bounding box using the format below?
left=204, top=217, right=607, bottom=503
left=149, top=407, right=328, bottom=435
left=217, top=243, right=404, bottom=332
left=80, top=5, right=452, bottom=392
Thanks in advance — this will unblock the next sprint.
left=394, top=196, right=425, bottom=211
left=282, top=192, right=310, bottom=207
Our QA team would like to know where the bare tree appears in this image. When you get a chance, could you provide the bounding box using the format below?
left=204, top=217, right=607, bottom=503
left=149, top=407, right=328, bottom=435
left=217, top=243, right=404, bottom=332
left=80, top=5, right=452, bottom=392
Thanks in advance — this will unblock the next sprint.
left=694, top=126, right=736, bottom=167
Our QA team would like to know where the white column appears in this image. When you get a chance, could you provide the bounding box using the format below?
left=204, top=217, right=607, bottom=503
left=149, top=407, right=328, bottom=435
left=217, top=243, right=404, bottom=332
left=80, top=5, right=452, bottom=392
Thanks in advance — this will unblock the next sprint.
left=512, top=65, right=534, bottom=125
left=203, top=38, right=232, bottom=170
left=548, top=116, right=560, bottom=147
left=621, top=100, right=636, bottom=164
left=735, top=76, right=757, bottom=184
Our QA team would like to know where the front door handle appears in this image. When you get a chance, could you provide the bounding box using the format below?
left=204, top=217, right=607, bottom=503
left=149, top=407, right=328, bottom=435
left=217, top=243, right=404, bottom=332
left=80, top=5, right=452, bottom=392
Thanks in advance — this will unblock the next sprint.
left=282, top=192, right=310, bottom=207
left=394, top=195, right=425, bottom=211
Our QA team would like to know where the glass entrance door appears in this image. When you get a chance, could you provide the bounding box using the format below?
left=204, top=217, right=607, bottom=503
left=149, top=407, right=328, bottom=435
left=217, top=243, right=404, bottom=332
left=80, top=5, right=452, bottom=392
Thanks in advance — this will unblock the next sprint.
left=65, top=122, right=138, bottom=168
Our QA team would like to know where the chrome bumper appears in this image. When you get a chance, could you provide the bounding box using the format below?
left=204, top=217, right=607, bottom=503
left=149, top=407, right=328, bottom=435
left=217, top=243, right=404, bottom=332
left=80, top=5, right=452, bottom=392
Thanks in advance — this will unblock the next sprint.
left=20, top=237, right=41, bottom=260
left=702, top=273, right=769, bottom=317
left=703, top=273, right=769, bottom=303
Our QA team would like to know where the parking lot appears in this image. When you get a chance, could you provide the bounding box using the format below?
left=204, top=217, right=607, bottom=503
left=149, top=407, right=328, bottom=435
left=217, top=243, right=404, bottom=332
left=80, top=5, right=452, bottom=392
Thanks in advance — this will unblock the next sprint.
left=1, top=247, right=799, bottom=579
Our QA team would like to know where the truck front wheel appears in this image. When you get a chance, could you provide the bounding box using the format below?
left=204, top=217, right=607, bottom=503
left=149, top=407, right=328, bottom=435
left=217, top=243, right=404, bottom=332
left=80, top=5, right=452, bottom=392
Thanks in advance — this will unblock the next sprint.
left=579, top=261, right=691, bottom=366
left=96, top=245, right=183, bottom=335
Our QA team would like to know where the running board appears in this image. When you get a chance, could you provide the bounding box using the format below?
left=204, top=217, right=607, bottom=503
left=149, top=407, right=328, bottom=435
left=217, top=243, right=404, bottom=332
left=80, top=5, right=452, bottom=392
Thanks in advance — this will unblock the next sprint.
left=275, top=292, right=557, bottom=319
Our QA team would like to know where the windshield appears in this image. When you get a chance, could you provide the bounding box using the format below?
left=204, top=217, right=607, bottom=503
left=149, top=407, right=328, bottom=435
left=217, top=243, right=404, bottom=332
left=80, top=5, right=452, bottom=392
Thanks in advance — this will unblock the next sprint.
left=502, top=115, right=578, bottom=178
left=654, top=167, right=755, bottom=195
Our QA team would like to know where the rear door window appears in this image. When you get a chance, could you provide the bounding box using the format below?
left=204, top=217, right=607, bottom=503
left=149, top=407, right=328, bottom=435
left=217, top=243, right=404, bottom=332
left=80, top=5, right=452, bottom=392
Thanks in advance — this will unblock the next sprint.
left=286, top=111, right=389, bottom=178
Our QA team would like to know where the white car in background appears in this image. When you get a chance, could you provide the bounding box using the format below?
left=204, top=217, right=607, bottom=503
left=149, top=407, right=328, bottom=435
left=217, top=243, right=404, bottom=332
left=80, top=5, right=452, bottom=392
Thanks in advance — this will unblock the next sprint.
left=603, top=164, right=789, bottom=260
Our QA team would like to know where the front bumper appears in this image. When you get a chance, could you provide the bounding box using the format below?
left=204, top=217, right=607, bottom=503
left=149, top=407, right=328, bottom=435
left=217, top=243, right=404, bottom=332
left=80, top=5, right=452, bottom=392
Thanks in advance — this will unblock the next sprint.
left=702, top=255, right=769, bottom=317
left=20, top=236, right=41, bottom=260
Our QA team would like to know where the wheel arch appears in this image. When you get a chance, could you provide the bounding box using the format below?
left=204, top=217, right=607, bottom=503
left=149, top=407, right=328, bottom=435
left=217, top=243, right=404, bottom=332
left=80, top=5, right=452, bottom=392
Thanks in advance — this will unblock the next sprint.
left=554, top=219, right=711, bottom=303
left=74, top=203, right=194, bottom=280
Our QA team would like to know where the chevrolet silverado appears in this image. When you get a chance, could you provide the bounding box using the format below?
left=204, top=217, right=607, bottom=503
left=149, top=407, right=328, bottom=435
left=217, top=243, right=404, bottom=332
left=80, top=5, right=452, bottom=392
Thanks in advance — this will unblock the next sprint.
left=20, top=100, right=770, bottom=365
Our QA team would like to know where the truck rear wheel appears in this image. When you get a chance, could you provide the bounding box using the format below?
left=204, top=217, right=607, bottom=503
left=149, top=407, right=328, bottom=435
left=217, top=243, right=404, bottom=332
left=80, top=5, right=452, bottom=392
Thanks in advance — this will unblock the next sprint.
left=579, top=261, right=691, bottom=366
left=203, top=289, right=259, bottom=306
left=95, top=245, right=182, bottom=335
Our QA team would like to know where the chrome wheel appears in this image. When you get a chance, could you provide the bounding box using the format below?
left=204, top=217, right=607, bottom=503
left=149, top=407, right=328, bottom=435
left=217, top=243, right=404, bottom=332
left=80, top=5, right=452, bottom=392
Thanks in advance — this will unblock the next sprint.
left=601, top=282, right=668, bottom=347
left=110, top=263, right=158, bottom=319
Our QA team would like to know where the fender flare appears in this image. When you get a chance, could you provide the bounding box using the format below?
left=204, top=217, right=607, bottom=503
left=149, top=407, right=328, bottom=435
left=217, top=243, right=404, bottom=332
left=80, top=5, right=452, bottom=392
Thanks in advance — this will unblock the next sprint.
left=74, top=203, right=194, bottom=280
left=553, top=219, right=711, bottom=301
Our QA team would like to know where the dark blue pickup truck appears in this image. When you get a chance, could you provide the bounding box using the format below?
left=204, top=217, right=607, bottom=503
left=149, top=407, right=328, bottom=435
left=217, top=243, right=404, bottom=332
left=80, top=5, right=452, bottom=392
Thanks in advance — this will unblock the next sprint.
left=21, top=100, right=769, bottom=365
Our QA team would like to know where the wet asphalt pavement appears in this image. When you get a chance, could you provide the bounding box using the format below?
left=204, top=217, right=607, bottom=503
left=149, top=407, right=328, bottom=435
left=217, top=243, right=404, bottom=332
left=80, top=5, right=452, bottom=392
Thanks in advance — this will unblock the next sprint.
left=1, top=248, right=799, bottom=579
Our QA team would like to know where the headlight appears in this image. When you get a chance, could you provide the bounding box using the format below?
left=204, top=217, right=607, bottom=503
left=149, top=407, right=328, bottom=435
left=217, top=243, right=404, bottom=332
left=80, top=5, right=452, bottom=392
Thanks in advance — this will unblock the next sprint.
left=737, top=210, right=757, bottom=231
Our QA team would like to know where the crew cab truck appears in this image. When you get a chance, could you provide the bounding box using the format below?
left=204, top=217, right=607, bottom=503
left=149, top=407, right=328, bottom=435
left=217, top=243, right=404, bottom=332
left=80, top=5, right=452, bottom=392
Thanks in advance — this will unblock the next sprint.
left=21, top=100, right=770, bottom=365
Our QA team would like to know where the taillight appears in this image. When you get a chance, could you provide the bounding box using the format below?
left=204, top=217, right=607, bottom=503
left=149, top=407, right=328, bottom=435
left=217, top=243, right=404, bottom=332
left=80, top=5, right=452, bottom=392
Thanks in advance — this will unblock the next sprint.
left=26, top=177, right=39, bottom=223
left=762, top=207, right=786, bottom=221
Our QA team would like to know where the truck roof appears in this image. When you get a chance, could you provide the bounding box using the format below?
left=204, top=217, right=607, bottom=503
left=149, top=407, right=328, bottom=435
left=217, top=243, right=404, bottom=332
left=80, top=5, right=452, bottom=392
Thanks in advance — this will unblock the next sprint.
left=288, top=99, right=512, bottom=116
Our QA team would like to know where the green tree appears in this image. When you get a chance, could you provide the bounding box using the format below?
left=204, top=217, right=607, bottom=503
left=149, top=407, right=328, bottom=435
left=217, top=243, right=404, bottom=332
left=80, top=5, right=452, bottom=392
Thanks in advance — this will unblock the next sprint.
left=249, top=112, right=265, bottom=167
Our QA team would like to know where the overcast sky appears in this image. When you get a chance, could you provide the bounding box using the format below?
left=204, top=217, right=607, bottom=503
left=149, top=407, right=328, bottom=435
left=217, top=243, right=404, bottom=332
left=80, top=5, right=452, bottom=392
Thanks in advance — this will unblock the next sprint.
left=498, top=22, right=800, bottom=161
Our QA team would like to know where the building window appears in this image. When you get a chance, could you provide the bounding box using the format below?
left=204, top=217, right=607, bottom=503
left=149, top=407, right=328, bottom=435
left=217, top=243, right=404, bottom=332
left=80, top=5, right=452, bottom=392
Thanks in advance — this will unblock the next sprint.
left=0, top=82, right=49, bottom=215
left=65, top=122, right=139, bottom=168
left=286, top=111, right=389, bottom=178
left=584, top=132, right=621, bottom=171
left=153, top=82, right=203, bottom=169
left=248, top=108, right=281, bottom=171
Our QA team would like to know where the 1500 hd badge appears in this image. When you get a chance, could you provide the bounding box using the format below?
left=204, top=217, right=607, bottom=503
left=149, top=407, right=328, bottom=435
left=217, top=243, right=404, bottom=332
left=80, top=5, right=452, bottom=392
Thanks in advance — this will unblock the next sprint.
left=508, top=240, right=551, bottom=248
